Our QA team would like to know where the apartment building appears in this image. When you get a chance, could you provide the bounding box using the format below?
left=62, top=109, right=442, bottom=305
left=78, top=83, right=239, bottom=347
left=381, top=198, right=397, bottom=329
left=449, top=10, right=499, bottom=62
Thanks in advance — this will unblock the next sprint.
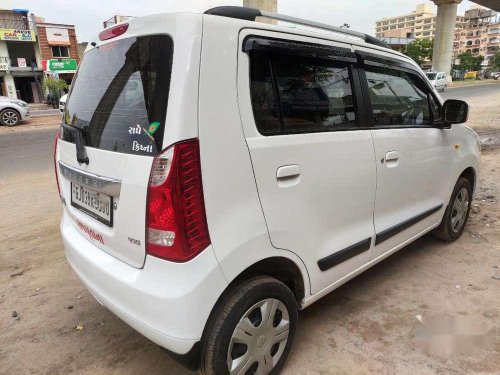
left=375, top=4, right=467, bottom=40
left=453, top=7, right=499, bottom=67
left=376, top=3, right=499, bottom=68
left=37, top=18, right=80, bottom=85
left=0, top=9, right=43, bottom=102
left=379, top=29, right=416, bottom=53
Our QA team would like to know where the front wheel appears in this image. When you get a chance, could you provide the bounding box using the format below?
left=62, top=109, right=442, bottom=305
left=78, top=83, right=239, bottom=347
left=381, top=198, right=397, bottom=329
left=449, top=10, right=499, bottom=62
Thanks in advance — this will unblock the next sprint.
left=0, top=108, right=20, bottom=126
left=201, top=276, right=297, bottom=375
left=433, top=177, right=472, bottom=242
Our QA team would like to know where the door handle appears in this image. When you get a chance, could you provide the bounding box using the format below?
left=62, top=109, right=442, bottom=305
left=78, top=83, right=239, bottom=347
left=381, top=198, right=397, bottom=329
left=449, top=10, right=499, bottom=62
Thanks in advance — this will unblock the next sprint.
left=277, top=165, right=301, bottom=179
left=385, top=151, right=399, bottom=162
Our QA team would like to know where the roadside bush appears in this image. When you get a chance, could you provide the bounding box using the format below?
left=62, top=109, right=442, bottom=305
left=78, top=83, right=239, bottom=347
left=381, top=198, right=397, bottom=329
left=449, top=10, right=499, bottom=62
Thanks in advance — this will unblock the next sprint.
left=43, top=78, right=68, bottom=101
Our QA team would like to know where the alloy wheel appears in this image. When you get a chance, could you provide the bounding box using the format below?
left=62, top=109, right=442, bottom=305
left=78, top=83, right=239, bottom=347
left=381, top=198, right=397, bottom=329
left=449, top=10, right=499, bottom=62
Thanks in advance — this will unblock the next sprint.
left=2, top=110, right=19, bottom=126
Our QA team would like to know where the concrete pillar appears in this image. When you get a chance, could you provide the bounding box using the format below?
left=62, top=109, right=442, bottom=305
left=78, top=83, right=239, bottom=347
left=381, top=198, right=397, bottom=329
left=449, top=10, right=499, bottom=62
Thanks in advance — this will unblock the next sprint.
left=243, top=0, right=277, bottom=13
left=3, top=74, right=17, bottom=99
left=431, top=0, right=462, bottom=78
left=0, top=41, right=17, bottom=98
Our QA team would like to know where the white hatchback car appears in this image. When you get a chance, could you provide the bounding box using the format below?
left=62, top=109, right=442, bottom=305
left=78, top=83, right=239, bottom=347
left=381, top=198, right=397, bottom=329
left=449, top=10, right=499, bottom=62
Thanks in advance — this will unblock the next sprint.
left=426, top=71, right=447, bottom=92
left=55, top=7, right=480, bottom=374
left=0, top=95, right=29, bottom=126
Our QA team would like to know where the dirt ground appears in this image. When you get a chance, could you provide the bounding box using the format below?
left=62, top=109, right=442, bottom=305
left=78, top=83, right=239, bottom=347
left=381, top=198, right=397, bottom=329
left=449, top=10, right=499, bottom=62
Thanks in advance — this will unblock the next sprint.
left=1, top=86, right=499, bottom=374
left=0, top=115, right=60, bottom=135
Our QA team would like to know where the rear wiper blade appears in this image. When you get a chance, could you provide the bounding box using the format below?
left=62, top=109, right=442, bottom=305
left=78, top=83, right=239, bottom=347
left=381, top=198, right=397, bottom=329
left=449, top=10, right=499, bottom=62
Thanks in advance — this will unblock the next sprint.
left=61, top=123, right=89, bottom=165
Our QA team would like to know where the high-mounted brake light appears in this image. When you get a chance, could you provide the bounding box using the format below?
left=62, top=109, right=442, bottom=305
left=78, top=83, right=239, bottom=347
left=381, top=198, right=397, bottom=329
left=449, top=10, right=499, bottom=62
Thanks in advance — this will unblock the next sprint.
left=146, top=139, right=211, bottom=262
left=54, top=129, right=61, bottom=196
left=99, top=23, right=129, bottom=41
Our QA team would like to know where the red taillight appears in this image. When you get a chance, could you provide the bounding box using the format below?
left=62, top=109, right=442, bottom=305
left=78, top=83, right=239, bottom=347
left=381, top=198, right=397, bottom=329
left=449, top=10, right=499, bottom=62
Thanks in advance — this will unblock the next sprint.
left=99, top=23, right=129, bottom=41
left=146, top=139, right=211, bottom=262
left=54, top=129, right=61, bottom=195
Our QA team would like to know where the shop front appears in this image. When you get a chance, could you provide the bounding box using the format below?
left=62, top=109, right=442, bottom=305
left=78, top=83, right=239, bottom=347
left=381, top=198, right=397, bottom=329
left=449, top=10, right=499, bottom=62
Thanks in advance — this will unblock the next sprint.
left=12, top=72, right=43, bottom=103
left=0, top=25, right=42, bottom=102
left=40, top=26, right=78, bottom=86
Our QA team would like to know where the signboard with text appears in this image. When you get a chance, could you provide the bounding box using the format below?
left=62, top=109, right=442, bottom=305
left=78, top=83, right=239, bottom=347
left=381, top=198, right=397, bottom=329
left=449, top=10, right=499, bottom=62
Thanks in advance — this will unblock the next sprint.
left=42, top=59, right=77, bottom=73
left=0, top=28, right=36, bottom=42
left=17, top=58, right=26, bottom=68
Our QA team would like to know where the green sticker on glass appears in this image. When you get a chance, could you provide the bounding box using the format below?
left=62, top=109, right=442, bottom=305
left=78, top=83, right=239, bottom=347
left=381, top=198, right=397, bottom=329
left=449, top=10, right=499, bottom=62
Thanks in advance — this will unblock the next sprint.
left=147, top=121, right=160, bottom=135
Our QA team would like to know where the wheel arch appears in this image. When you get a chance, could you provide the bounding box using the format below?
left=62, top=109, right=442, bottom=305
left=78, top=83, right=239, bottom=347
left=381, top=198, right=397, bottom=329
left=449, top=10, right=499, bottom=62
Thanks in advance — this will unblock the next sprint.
left=202, top=256, right=306, bottom=340
left=1, top=106, right=21, bottom=116
left=212, top=256, right=306, bottom=313
left=199, top=256, right=306, bottom=370
left=231, top=257, right=306, bottom=303
left=459, top=166, right=476, bottom=193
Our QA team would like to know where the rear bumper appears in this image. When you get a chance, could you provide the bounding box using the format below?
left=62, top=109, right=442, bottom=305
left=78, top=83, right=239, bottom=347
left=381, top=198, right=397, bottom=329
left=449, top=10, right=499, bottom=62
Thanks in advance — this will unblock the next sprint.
left=61, top=213, right=228, bottom=355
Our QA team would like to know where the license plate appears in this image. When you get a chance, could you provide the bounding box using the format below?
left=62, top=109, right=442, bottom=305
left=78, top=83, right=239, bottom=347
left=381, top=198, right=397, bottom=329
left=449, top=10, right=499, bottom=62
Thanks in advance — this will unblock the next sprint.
left=71, top=183, right=113, bottom=226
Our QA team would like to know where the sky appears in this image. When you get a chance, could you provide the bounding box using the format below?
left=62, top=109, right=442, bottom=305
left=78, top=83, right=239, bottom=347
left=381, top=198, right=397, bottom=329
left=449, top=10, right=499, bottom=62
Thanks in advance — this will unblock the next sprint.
left=5, top=0, right=475, bottom=42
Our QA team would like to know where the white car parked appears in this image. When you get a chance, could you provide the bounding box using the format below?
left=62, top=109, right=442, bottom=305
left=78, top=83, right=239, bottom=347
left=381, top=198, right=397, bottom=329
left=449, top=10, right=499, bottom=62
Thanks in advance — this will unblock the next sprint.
left=55, top=7, right=480, bottom=374
left=59, top=93, right=68, bottom=113
left=426, top=71, right=447, bottom=92
left=0, top=96, right=29, bottom=126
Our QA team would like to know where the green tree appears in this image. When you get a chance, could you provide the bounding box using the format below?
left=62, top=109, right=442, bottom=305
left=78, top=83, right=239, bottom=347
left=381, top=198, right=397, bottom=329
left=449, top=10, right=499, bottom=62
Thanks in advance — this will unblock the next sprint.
left=457, top=51, right=484, bottom=71
left=474, top=55, right=485, bottom=71
left=43, top=77, right=68, bottom=101
left=491, top=51, right=500, bottom=71
left=404, top=39, right=434, bottom=66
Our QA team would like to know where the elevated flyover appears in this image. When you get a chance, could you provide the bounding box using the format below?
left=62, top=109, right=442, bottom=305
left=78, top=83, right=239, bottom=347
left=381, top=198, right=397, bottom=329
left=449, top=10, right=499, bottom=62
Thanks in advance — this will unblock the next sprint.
left=471, top=0, right=500, bottom=11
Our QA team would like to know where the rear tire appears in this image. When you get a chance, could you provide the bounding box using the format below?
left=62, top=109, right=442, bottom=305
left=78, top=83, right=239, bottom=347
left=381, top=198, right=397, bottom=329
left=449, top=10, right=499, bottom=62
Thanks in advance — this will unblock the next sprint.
left=0, top=108, right=20, bottom=126
left=201, top=276, right=297, bottom=375
left=433, top=177, right=472, bottom=242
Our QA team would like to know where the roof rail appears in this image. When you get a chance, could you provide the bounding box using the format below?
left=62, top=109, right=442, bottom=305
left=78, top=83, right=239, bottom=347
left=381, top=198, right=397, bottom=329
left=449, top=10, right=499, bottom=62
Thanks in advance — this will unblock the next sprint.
left=204, top=6, right=390, bottom=49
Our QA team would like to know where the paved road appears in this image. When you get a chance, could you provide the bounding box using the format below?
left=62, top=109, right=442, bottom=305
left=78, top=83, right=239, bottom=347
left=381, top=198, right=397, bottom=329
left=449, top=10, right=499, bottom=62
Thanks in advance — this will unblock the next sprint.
left=0, top=126, right=56, bottom=176
left=442, top=83, right=500, bottom=101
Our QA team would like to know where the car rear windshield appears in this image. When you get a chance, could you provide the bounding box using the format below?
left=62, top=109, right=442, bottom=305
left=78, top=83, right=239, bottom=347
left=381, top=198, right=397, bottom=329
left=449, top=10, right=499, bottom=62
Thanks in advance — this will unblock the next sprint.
left=426, top=73, right=437, bottom=80
left=62, top=35, right=173, bottom=156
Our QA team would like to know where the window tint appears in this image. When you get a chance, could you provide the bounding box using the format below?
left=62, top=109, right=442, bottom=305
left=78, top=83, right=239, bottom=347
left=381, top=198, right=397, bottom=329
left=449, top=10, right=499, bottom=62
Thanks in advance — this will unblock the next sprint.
left=274, top=58, right=356, bottom=134
left=250, top=53, right=280, bottom=135
left=366, top=67, right=432, bottom=126
left=63, top=35, right=173, bottom=156
left=250, top=52, right=356, bottom=135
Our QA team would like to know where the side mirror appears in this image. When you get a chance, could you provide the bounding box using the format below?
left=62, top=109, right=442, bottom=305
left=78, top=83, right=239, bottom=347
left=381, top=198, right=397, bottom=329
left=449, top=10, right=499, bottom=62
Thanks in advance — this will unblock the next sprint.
left=442, top=99, right=468, bottom=126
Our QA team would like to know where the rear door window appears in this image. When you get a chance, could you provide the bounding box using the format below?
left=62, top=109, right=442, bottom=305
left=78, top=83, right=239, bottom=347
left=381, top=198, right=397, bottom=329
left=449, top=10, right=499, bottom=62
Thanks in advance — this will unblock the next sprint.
left=63, top=35, right=173, bottom=156
left=250, top=51, right=357, bottom=135
left=274, top=58, right=356, bottom=133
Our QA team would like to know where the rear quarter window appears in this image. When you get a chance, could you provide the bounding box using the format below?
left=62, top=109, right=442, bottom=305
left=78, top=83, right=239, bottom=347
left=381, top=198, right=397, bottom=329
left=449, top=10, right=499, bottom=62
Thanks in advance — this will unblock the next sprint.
left=63, top=35, right=173, bottom=156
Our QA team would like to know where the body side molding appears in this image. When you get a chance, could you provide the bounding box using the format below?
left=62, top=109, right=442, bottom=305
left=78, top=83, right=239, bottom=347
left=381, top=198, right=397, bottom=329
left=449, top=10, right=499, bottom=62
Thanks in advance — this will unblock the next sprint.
left=375, top=204, right=443, bottom=245
left=318, top=238, right=372, bottom=271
